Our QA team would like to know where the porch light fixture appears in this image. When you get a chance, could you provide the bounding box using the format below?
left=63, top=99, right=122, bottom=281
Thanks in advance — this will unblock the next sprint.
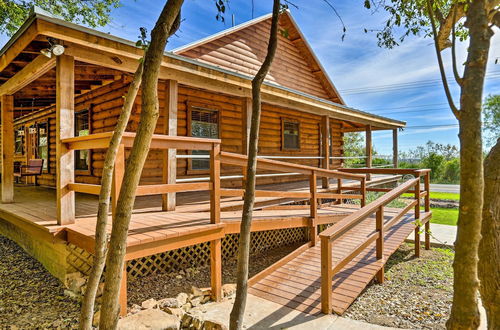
left=40, top=38, right=65, bottom=58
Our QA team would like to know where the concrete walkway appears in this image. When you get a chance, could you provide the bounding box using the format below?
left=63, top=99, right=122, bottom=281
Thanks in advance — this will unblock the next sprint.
left=190, top=294, right=400, bottom=329
left=406, top=223, right=456, bottom=247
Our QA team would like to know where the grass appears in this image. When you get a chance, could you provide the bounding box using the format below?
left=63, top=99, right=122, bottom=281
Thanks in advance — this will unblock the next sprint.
left=402, top=191, right=460, bottom=201
left=430, top=207, right=458, bottom=226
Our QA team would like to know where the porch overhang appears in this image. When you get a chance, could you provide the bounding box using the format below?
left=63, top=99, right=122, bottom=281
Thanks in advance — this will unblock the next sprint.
left=0, top=7, right=405, bottom=131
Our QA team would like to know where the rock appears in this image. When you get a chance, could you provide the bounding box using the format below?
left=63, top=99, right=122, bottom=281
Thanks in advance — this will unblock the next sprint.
left=222, top=284, right=236, bottom=297
left=129, top=304, right=142, bottom=315
left=92, top=310, right=100, bottom=328
left=159, top=297, right=180, bottom=308
left=176, top=292, right=189, bottom=306
left=191, top=317, right=204, bottom=330
left=201, top=295, right=211, bottom=304
left=190, top=297, right=201, bottom=307
left=191, top=286, right=211, bottom=297
left=182, top=302, right=192, bottom=312
left=65, top=272, right=87, bottom=293
left=141, top=298, right=158, bottom=309
left=163, top=307, right=184, bottom=320
left=204, top=319, right=228, bottom=330
left=64, top=289, right=81, bottom=301
left=175, top=275, right=183, bottom=280
left=117, top=309, right=179, bottom=330
left=181, top=313, right=193, bottom=328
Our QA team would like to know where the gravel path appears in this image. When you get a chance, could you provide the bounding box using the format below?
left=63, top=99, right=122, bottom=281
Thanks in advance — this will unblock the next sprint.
left=344, top=243, right=454, bottom=329
left=0, top=235, right=80, bottom=329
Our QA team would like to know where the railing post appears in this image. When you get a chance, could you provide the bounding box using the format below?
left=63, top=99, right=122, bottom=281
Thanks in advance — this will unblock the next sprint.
left=112, top=143, right=125, bottom=219
left=321, top=115, right=330, bottom=189
left=424, top=172, right=431, bottom=250
left=209, top=142, right=222, bottom=301
left=414, top=175, right=421, bottom=257
left=360, top=177, right=366, bottom=207
left=309, top=171, right=318, bottom=245
left=376, top=206, right=384, bottom=283
left=365, top=125, right=372, bottom=180
left=335, top=178, right=342, bottom=205
left=320, top=236, right=332, bottom=314
left=1, top=95, right=14, bottom=203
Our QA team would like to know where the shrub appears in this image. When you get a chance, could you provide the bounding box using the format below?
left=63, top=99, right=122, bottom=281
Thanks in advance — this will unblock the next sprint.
left=441, top=158, right=460, bottom=183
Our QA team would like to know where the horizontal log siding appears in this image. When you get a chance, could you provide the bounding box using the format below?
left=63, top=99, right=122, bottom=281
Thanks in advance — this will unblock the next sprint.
left=179, top=18, right=332, bottom=101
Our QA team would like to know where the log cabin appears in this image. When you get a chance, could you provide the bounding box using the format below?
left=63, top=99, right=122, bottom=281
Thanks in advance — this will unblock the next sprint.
left=0, top=7, right=432, bottom=316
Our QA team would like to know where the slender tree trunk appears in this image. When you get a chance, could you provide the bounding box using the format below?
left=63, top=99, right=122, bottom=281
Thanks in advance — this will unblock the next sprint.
left=229, top=1, right=280, bottom=329
left=78, top=63, right=143, bottom=330
left=98, top=2, right=183, bottom=328
left=446, top=1, right=492, bottom=328
left=478, top=138, right=500, bottom=330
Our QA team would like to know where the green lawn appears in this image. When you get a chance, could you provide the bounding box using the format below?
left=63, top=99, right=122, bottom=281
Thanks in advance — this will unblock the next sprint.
left=430, top=207, right=458, bottom=226
left=402, top=191, right=460, bottom=201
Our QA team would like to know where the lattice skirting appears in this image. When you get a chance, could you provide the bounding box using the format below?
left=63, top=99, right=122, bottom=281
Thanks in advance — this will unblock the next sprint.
left=127, top=227, right=308, bottom=279
left=67, top=243, right=94, bottom=276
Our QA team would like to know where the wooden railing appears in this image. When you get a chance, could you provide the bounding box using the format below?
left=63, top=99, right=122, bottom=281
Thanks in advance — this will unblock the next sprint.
left=61, top=132, right=222, bottom=224
left=318, top=168, right=431, bottom=314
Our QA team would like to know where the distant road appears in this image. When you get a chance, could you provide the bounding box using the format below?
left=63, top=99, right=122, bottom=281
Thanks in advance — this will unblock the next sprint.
left=430, top=184, right=460, bottom=193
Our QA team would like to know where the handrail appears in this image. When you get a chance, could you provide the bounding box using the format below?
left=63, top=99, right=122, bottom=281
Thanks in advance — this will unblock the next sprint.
left=319, top=169, right=431, bottom=314
left=338, top=167, right=431, bottom=175
left=319, top=178, right=419, bottom=242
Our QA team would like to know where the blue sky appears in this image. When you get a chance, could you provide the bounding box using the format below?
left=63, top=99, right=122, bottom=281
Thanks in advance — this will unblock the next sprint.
left=1, top=0, right=499, bottom=154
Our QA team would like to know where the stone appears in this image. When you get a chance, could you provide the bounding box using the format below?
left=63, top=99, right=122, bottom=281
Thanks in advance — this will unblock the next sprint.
left=163, top=307, right=184, bottom=320
left=92, top=310, right=100, bottom=328
left=181, top=313, right=193, bottom=328
left=191, top=317, right=204, bottom=330
left=159, top=297, right=180, bottom=308
left=204, top=319, right=228, bottom=330
left=191, top=286, right=211, bottom=297
left=222, top=284, right=236, bottom=297
left=64, top=289, right=81, bottom=301
left=182, top=302, right=192, bottom=312
left=141, top=298, right=158, bottom=309
left=175, top=275, right=183, bottom=280
left=201, top=295, right=211, bottom=304
left=117, top=309, right=179, bottom=330
left=190, top=297, right=201, bottom=307
left=129, top=304, right=142, bottom=315
left=176, top=292, right=189, bottom=306
left=65, top=272, right=87, bottom=293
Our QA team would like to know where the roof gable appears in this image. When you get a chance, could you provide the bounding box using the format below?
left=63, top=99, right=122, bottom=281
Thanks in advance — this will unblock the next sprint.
left=174, top=12, right=344, bottom=104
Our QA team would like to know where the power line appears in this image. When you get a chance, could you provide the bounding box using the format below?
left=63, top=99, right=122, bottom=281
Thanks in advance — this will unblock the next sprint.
left=404, top=124, right=459, bottom=129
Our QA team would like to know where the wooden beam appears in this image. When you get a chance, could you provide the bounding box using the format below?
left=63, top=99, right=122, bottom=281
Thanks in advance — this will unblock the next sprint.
left=392, top=129, right=398, bottom=168
left=0, top=22, right=39, bottom=73
left=210, top=143, right=221, bottom=224
left=242, top=97, right=252, bottom=155
left=321, top=116, right=330, bottom=188
left=0, top=55, right=56, bottom=96
left=210, top=238, right=222, bottom=301
left=365, top=125, right=372, bottom=180
left=1, top=95, right=14, bottom=203
left=56, top=55, right=75, bottom=225
left=162, top=80, right=178, bottom=211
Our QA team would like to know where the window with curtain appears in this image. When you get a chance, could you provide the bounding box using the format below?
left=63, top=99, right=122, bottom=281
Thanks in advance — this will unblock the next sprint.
left=282, top=120, right=300, bottom=150
left=14, top=127, right=24, bottom=155
left=75, top=109, right=90, bottom=172
left=37, top=122, right=49, bottom=171
left=190, top=107, right=219, bottom=170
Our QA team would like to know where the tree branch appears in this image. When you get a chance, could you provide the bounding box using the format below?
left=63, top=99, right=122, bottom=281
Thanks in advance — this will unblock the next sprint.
left=426, top=0, right=460, bottom=120
left=451, top=7, right=463, bottom=87
left=435, top=3, right=466, bottom=50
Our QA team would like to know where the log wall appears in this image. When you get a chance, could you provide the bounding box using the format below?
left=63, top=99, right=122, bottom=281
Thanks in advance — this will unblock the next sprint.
left=9, top=79, right=346, bottom=188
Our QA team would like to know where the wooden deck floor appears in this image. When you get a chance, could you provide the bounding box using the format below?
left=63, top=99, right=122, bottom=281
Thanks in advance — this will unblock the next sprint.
left=248, top=209, right=432, bottom=315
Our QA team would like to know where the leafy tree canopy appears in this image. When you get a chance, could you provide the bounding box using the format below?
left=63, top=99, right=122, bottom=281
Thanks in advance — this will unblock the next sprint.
left=482, top=94, right=500, bottom=147
left=0, top=0, right=120, bottom=36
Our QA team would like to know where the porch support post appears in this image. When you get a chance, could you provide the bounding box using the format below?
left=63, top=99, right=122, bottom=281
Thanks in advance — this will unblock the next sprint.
left=56, top=54, right=75, bottom=225
left=392, top=129, right=398, bottom=168
left=365, top=125, right=372, bottom=180
left=162, top=80, right=178, bottom=211
left=321, top=115, right=330, bottom=188
left=1, top=95, right=14, bottom=203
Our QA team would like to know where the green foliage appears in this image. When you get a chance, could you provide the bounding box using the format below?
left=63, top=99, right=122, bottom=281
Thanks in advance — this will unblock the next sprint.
left=422, top=152, right=445, bottom=180
left=362, top=0, right=467, bottom=48
left=0, top=1, right=120, bottom=36
left=482, top=94, right=500, bottom=148
left=441, top=158, right=460, bottom=183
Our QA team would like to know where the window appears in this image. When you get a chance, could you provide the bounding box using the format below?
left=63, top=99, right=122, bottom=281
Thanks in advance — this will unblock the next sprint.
left=14, top=127, right=24, bottom=155
left=189, top=107, right=219, bottom=170
left=75, top=109, right=90, bottom=172
left=37, top=122, right=49, bottom=171
left=282, top=119, right=300, bottom=150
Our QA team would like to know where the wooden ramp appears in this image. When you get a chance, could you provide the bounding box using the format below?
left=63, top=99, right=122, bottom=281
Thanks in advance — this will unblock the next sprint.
left=249, top=207, right=432, bottom=315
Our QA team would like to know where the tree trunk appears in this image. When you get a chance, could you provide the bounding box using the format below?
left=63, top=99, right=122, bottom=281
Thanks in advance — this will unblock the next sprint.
left=478, top=138, right=500, bottom=330
left=446, top=1, right=492, bottom=329
left=98, top=2, right=183, bottom=328
left=78, top=63, right=143, bottom=330
left=229, top=1, right=280, bottom=329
